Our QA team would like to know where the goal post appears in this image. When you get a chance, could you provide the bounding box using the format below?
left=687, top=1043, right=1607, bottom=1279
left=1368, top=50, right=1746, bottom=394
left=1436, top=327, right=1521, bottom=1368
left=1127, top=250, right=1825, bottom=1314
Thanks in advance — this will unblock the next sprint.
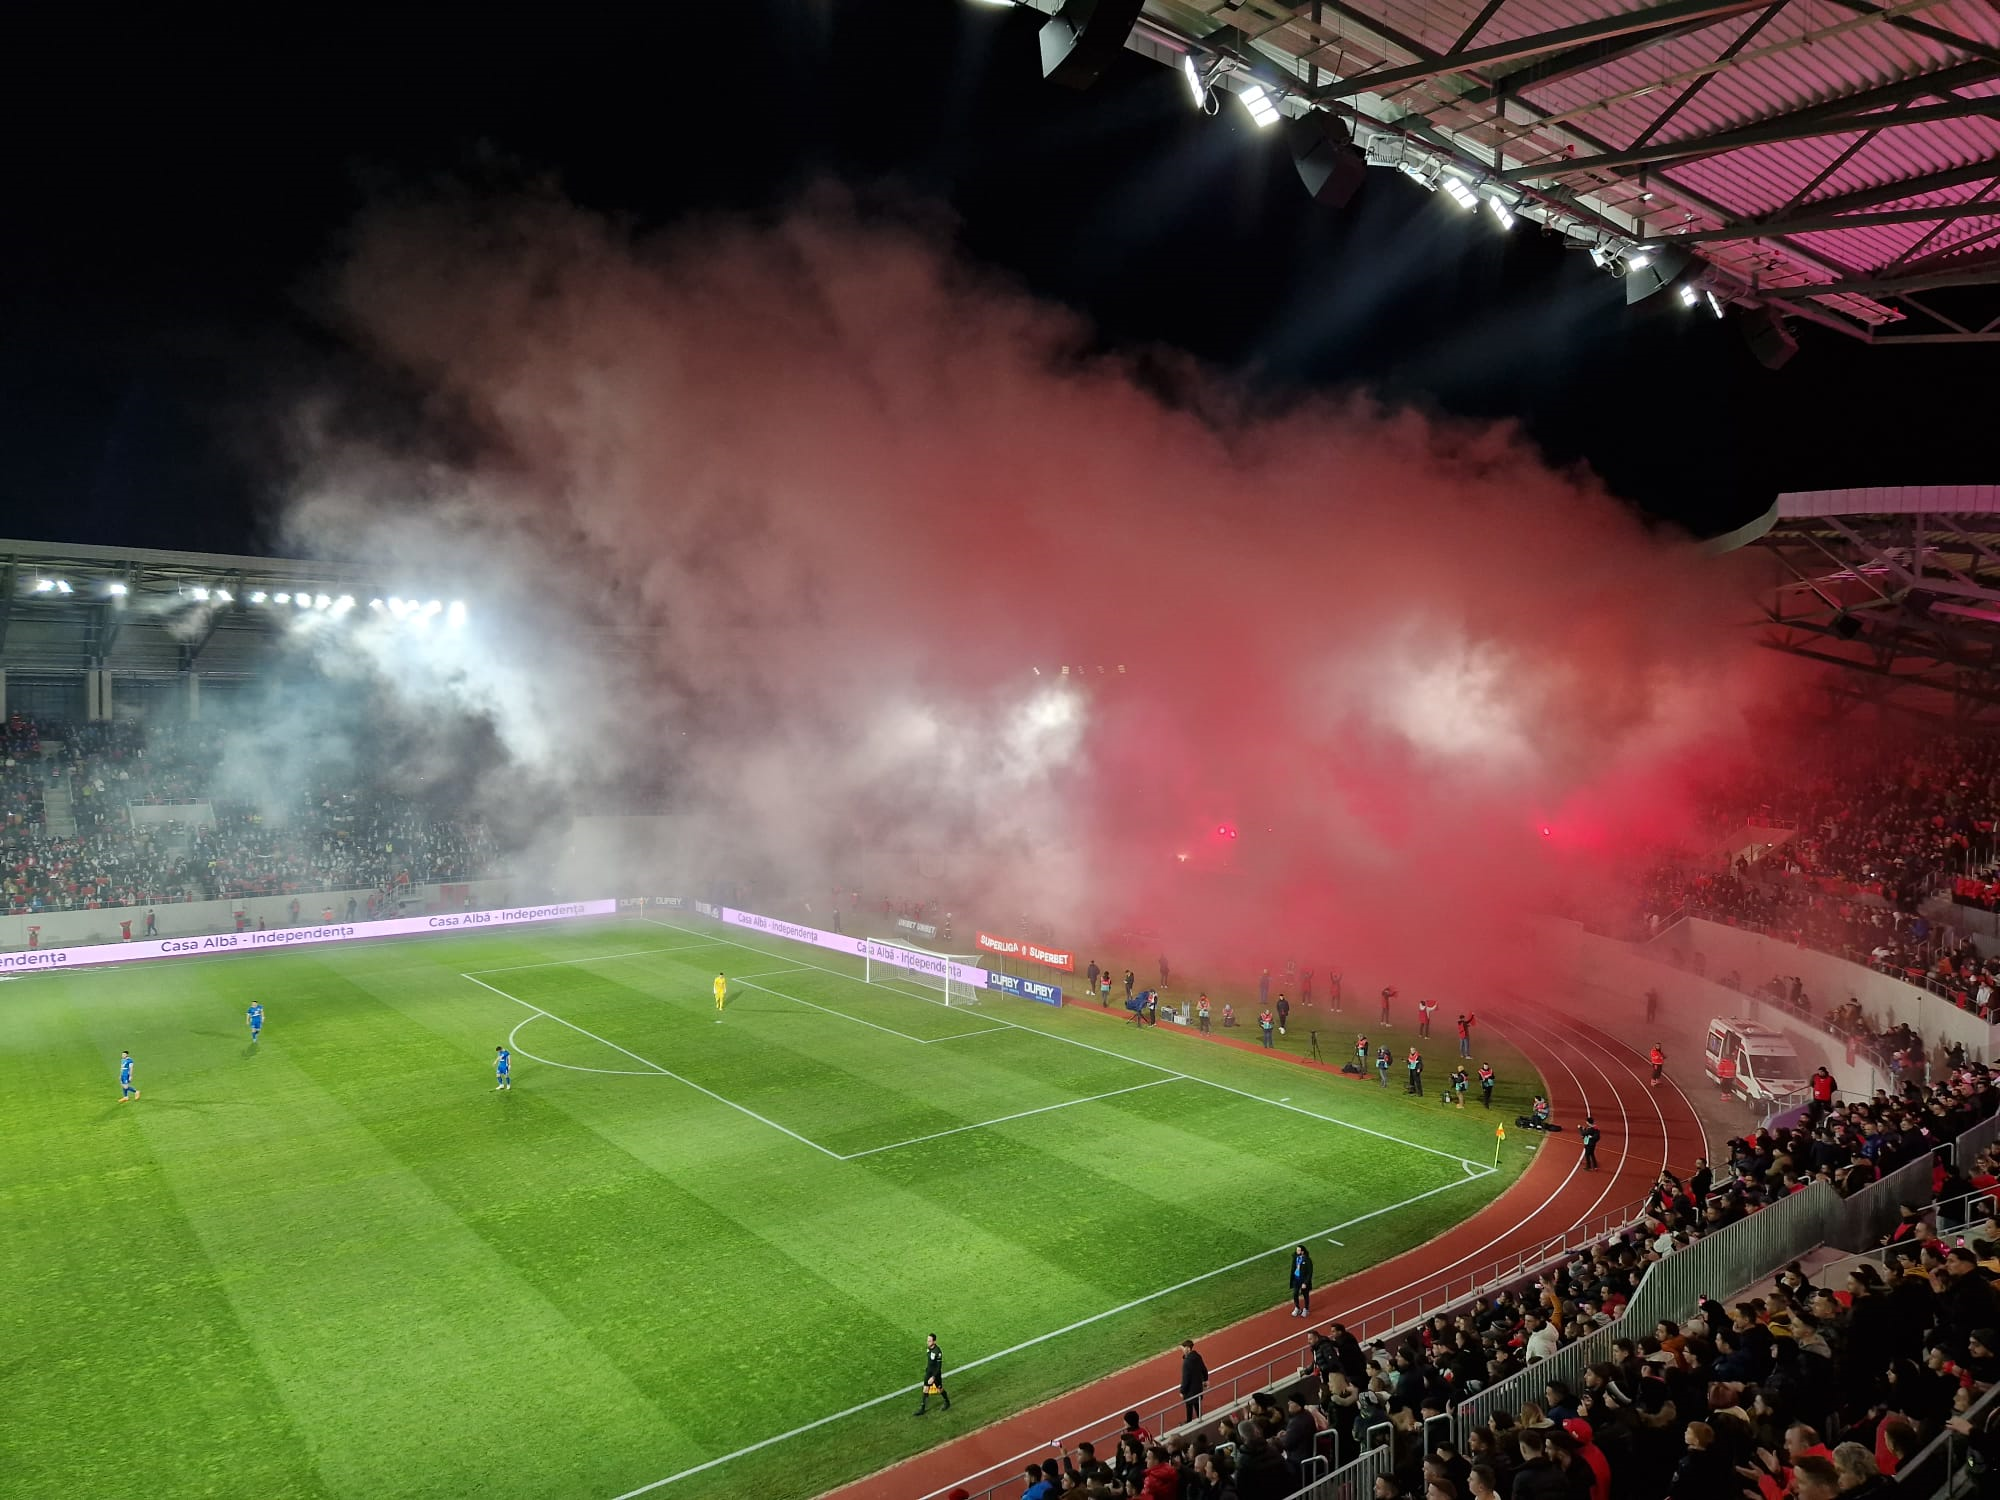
left=863, top=940, right=982, bottom=1006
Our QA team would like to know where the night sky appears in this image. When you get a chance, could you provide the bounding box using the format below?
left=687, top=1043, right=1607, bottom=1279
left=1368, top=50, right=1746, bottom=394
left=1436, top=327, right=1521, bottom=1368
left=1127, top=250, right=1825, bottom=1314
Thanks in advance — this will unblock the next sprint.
left=0, top=0, right=1986, bottom=553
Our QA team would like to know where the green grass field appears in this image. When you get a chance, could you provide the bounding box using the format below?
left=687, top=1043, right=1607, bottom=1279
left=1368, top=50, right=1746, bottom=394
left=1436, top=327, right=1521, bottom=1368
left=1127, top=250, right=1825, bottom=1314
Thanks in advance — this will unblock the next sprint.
left=1, top=914, right=1541, bottom=1500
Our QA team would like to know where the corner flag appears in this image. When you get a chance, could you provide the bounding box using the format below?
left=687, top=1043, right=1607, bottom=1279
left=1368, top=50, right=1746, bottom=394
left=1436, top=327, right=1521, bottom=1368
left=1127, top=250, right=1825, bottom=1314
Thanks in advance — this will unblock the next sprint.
left=1494, top=1123, right=1506, bottom=1166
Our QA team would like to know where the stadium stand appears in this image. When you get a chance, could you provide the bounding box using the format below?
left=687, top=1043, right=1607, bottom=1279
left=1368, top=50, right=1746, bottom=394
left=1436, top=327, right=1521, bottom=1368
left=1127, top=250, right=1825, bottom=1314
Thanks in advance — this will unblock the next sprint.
left=1641, top=735, right=2000, bottom=1022
left=0, top=715, right=505, bottom=915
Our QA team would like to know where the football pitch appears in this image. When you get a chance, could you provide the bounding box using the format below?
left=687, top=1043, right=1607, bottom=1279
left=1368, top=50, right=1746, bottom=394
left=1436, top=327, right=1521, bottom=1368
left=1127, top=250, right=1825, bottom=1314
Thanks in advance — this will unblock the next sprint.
left=1, top=914, right=1538, bottom=1500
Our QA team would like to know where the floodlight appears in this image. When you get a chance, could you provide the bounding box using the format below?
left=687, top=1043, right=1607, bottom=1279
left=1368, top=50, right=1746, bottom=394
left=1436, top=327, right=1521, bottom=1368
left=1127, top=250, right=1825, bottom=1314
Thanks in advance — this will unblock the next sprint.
left=293, top=594, right=311, bottom=611
left=273, top=592, right=290, bottom=604
left=332, top=595, right=354, bottom=615
left=214, top=588, right=232, bottom=603
left=1183, top=55, right=1207, bottom=107
left=1443, top=176, right=1478, bottom=211
left=1706, top=290, right=1725, bottom=320
left=250, top=591, right=267, bottom=603
left=1625, top=246, right=1693, bottom=305
left=1237, top=85, right=1281, bottom=128
left=423, top=600, right=442, bottom=616
left=107, top=582, right=128, bottom=597
left=55, top=580, right=72, bottom=594
left=308, top=593, right=326, bottom=610
left=369, top=599, right=384, bottom=611
left=191, top=586, right=210, bottom=601
left=32, top=578, right=54, bottom=593
left=447, top=601, right=467, bottom=627
left=389, top=598, right=410, bottom=617
left=1487, top=195, right=1515, bottom=231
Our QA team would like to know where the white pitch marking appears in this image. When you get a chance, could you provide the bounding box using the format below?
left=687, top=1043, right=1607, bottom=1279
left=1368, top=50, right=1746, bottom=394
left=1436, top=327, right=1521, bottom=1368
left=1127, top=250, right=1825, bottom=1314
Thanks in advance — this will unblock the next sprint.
left=639, top=916, right=1492, bottom=1173
left=837, top=1078, right=1179, bottom=1160
left=602, top=1171, right=1488, bottom=1500
left=462, top=973, right=841, bottom=1160
left=728, top=974, right=1007, bottom=1048
left=506, top=1014, right=664, bottom=1077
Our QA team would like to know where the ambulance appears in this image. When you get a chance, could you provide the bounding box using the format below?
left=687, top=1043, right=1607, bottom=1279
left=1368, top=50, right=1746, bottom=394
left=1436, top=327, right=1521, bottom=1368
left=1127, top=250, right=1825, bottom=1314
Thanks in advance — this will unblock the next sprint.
left=1704, top=1018, right=1810, bottom=1104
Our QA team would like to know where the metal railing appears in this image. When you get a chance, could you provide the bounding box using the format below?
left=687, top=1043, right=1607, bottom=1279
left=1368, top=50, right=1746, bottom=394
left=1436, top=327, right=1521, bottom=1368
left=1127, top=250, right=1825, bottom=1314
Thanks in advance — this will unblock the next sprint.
left=1954, top=1109, right=2000, bottom=1170
left=1833, top=1151, right=1944, bottom=1250
left=1893, top=1372, right=2000, bottom=1498
left=1279, top=1440, right=1391, bottom=1500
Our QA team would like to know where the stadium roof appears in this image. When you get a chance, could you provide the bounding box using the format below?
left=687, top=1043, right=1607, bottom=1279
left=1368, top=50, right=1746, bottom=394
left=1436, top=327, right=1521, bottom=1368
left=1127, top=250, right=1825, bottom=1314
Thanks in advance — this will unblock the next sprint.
left=1049, top=0, right=2000, bottom=344
left=0, top=536, right=454, bottom=680
left=1726, top=487, right=2000, bottom=722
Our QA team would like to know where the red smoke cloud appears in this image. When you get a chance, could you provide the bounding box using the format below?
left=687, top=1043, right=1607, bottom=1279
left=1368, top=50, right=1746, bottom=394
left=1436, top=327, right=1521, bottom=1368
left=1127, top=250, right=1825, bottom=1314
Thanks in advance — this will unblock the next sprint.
left=285, top=186, right=1787, bottom=996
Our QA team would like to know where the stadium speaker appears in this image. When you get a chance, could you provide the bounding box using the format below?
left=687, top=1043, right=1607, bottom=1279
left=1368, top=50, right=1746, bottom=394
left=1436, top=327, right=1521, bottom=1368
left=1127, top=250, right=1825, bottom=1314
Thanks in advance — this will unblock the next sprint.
left=1288, top=113, right=1368, bottom=209
left=1740, top=304, right=1799, bottom=370
left=1038, top=0, right=1146, bottom=90
left=1832, top=612, right=1864, bottom=640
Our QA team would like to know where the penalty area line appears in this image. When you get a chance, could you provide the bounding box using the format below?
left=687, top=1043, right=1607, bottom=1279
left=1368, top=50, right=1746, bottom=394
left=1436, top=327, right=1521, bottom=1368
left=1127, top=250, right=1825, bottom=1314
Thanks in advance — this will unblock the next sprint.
left=602, top=1168, right=1488, bottom=1500
left=462, top=973, right=842, bottom=1160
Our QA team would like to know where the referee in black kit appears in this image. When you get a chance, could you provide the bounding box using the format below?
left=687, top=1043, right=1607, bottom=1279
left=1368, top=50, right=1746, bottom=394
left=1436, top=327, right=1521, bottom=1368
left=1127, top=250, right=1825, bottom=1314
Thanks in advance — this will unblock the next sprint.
left=915, top=1333, right=952, bottom=1414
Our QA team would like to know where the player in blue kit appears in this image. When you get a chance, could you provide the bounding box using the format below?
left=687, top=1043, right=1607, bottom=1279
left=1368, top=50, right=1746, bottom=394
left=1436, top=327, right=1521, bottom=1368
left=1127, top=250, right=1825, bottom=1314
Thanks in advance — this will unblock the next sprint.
left=246, top=1001, right=264, bottom=1042
left=119, top=1050, right=139, bottom=1101
left=495, top=1046, right=512, bottom=1091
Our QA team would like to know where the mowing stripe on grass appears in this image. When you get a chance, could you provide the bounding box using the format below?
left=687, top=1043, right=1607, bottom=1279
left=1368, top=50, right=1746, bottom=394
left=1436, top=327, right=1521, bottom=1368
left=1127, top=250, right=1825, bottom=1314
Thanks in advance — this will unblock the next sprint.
left=731, top=974, right=1003, bottom=1047
left=466, top=942, right=722, bottom=975
left=461, top=972, right=844, bottom=1160
left=837, top=1077, right=1180, bottom=1159
left=603, top=1169, right=1488, bottom=1500
left=640, top=917, right=1493, bottom=1174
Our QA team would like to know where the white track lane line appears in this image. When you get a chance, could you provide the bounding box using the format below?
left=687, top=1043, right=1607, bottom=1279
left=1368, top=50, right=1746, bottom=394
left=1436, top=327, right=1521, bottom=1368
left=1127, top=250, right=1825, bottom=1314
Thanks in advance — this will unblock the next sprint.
left=602, top=1169, right=1492, bottom=1500
left=461, top=973, right=842, bottom=1160
left=640, top=916, right=1492, bottom=1174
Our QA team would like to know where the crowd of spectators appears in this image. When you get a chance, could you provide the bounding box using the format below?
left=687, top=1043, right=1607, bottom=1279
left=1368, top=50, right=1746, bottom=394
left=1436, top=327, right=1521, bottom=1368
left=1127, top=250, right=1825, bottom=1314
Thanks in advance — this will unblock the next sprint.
left=1631, top=734, right=2000, bottom=1022
left=1018, top=1065, right=2000, bottom=1499
left=0, top=715, right=508, bottom=915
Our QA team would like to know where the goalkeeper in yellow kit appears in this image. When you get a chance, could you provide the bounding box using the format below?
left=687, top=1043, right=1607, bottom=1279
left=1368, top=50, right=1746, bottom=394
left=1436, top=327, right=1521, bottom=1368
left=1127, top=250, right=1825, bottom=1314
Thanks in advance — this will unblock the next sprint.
left=713, top=972, right=727, bottom=1021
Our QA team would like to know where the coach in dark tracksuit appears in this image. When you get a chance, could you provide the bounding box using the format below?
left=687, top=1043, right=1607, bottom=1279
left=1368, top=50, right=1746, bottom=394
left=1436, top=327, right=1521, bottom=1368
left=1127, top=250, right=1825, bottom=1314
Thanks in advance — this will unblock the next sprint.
left=1289, top=1245, right=1314, bottom=1317
left=1580, top=1117, right=1602, bottom=1172
left=1180, top=1339, right=1210, bottom=1422
left=915, top=1333, right=951, bottom=1414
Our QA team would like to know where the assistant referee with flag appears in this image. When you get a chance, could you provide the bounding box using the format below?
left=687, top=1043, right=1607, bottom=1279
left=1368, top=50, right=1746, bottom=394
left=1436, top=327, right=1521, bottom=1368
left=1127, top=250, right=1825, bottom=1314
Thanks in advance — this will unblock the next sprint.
left=915, top=1333, right=951, bottom=1414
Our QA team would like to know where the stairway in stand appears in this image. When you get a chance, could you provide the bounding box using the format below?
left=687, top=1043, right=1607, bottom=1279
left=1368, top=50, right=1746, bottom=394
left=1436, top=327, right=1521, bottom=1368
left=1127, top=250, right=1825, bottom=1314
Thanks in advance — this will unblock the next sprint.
left=39, top=760, right=77, bottom=838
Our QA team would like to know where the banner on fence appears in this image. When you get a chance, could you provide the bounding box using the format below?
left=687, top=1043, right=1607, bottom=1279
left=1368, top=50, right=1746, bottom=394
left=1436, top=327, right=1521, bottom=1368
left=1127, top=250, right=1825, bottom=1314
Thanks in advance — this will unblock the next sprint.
left=986, top=971, right=1063, bottom=1007
left=975, top=930, right=1076, bottom=971
left=0, top=900, right=620, bottom=977
left=897, top=917, right=940, bottom=939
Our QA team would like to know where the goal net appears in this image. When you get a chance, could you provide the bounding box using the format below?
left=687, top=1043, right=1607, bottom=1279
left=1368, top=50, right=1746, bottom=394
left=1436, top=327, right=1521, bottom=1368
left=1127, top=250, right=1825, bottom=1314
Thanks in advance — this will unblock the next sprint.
left=863, top=941, right=982, bottom=1006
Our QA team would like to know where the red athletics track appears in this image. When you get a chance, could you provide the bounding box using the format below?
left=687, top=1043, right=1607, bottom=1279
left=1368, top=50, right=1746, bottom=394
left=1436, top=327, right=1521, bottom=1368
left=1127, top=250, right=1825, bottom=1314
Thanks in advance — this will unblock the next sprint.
left=818, top=1000, right=1709, bottom=1500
